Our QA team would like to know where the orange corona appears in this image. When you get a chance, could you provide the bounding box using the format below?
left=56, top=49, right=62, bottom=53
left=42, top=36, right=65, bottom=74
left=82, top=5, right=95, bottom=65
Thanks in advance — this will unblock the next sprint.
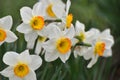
left=94, top=41, right=106, bottom=56
left=14, top=63, right=29, bottom=78
left=66, top=14, right=73, bottom=28
left=0, top=28, right=6, bottom=42
left=56, top=37, right=71, bottom=54
left=30, top=16, right=44, bottom=30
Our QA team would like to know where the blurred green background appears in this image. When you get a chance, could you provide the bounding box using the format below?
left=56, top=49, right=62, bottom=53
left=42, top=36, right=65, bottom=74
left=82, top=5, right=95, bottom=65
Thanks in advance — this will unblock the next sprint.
left=0, top=0, right=120, bottom=80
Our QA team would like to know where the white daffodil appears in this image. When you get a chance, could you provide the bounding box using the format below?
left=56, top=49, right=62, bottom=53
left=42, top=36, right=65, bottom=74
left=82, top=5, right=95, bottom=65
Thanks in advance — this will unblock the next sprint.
left=83, top=28, right=114, bottom=68
left=61, top=0, right=73, bottom=29
left=74, top=21, right=96, bottom=58
left=0, top=16, right=17, bottom=45
left=0, top=50, right=42, bottom=80
left=42, top=23, right=75, bottom=63
left=40, top=0, right=65, bottom=19
left=35, top=35, right=47, bottom=55
left=17, top=2, right=49, bottom=49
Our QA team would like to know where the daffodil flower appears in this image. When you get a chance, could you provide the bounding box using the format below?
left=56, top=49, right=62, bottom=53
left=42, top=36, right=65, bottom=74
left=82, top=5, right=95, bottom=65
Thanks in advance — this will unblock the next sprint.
left=83, top=28, right=114, bottom=68
left=42, top=23, right=75, bottom=63
left=61, top=0, right=73, bottom=29
left=0, top=16, right=17, bottom=45
left=40, top=0, right=65, bottom=19
left=17, top=2, right=49, bottom=49
left=0, top=50, right=42, bottom=80
left=35, top=35, right=47, bottom=55
left=74, top=21, right=96, bottom=58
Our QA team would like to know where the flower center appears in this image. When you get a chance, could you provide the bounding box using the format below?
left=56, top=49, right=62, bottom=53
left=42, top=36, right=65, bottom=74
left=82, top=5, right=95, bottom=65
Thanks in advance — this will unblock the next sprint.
left=94, top=42, right=106, bottom=56
left=38, top=36, right=47, bottom=42
left=14, top=63, right=29, bottom=78
left=56, top=37, right=71, bottom=54
left=0, top=28, right=6, bottom=42
left=79, top=32, right=85, bottom=42
left=66, top=14, right=73, bottom=28
left=46, top=4, right=56, bottom=18
left=30, top=16, right=44, bottom=30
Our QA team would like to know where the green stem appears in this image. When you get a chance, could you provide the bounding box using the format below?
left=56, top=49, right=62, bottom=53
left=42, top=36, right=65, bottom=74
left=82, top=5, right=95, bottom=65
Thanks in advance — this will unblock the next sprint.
left=75, top=42, right=92, bottom=47
left=45, top=19, right=62, bottom=23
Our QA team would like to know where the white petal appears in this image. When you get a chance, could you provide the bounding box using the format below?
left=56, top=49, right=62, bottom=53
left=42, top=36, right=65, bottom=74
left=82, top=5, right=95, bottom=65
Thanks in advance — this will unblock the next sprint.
left=86, top=28, right=100, bottom=43
left=50, top=0, right=65, bottom=8
left=101, top=38, right=114, bottom=49
left=75, top=20, right=85, bottom=35
left=0, top=15, right=12, bottom=30
left=74, top=46, right=88, bottom=57
left=85, top=29, right=97, bottom=43
left=100, top=29, right=114, bottom=42
left=56, top=22, right=66, bottom=30
left=0, top=66, right=14, bottom=77
left=71, top=38, right=78, bottom=46
left=5, top=30, right=18, bottom=43
left=35, top=41, right=42, bottom=55
left=19, top=50, right=31, bottom=64
left=25, top=31, right=38, bottom=49
left=83, top=47, right=93, bottom=60
left=66, top=0, right=71, bottom=15
left=25, top=31, right=38, bottom=41
left=73, top=45, right=87, bottom=58
left=74, top=51, right=78, bottom=58
left=100, top=29, right=110, bottom=38
left=109, top=36, right=114, bottom=44
left=32, top=2, right=44, bottom=16
left=45, top=24, right=62, bottom=39
left=103, top=49, right=112, bottom=57
left=41, top=0, right=49, bottom=6
left=45, top=50, right=59, bottom=62
left=41, top=49, right=46, bottom=55
left=42, top=39, right=56, bottom=52
left=27, top=40, right=36, bottom=49
left=20, top=7, right=32, bottom=23
left=61, top=17, right=66, bottom=25
left=59, top=50, right=71, bottom=63
left=39, top=0, right=50, bottom=17
left=29, top=55, right=42, bottom=70
left=65, top=25, right=75, bottom=39
left=3, top=52, right=19, bottom=66
left=17, top=23, right=32, bottom=34
left=37, top=26, right=48, bottom=37
left=74, top=47, right=81, bottom=58
left=9, top=76, right=21, bottom=80
left=52, top=5, right=65, bottom=18
left=89, top=28, right=100, bottom=35
left=24, top=70, right=37, bottom=80
left=87, top=55, right=99, bottom=68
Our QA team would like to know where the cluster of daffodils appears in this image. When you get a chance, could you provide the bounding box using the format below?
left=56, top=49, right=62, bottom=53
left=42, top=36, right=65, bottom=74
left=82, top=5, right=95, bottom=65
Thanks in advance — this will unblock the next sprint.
left=0, top=0, right=114, bottom=80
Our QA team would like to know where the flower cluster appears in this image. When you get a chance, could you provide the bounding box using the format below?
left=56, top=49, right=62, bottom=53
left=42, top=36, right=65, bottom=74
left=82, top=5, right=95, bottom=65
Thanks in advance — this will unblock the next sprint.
left=0, top=0, right=114, bottom=80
